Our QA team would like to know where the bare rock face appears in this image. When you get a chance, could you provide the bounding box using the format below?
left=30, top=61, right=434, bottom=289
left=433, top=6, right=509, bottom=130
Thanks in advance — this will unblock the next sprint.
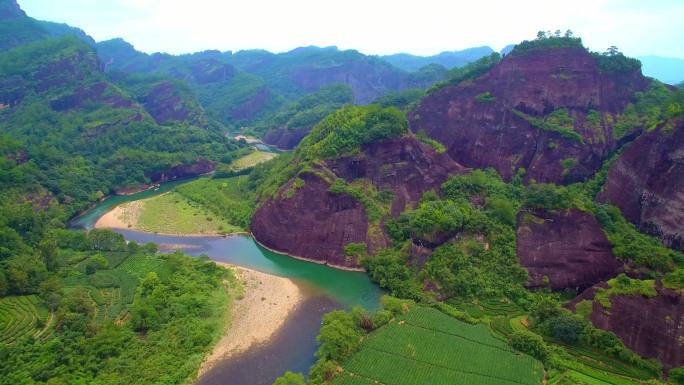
left=189, top=58, right=236, bottom=84
left=50, top=82, right=133, bottom=111
left=599, top=118, right=684, bottom=251
left=409, top=47, right=649, bottom=184
left=327, top=138, right=466, bottom=216
left=251, top=173, right=370, bottom=268
left=251, top=137, right=466, bottom=268
left=229, top=87, right=271, bottom=121
left=141, top=81, right=206, bottom=126
left=516, top=209, right=623, bottom=291
left=569, top=284, right=684, bottom=371
left=290, top=61, right=404, bottom=104
left=0, top=0, right=25, bottom=19
left=148, top=158, right=215, bottom=183
left=262, top=126, right=312, bottom=150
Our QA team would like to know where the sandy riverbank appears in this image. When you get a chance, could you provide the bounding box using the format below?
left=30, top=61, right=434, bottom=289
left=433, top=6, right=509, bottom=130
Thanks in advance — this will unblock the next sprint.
left=95, top=201, right=143, bottom=230
left=197, top=263, right=305, bottom=377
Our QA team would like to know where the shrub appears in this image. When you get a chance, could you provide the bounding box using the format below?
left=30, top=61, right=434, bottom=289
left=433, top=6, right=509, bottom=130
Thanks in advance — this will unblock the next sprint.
left=510, top=330, right=549, bottom=361
left=670, top=366, right=684, bottom=384
left=544, top=314, right=587, bottom=344
left=273, top=371, right=306, bottom=385
left=475, top=92, right=495, bottom=103
left=315, top=310, right=363, bottom=362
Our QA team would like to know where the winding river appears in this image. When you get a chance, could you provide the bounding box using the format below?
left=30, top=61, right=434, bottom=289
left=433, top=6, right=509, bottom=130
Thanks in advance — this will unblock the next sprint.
left=69, top=178, right=382, bottom=385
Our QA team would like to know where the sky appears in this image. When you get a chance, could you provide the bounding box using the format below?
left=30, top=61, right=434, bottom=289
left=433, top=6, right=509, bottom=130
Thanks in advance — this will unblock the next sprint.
left=18, top=0, right=684, bottom=58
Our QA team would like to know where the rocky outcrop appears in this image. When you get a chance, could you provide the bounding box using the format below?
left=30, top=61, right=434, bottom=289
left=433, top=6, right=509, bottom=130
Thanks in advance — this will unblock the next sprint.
left=251, top=137, right=466, bottom=268
left=327, top=138, right=466, bottom=216
left=569, top=284, right=684, bottom=371
left=148, top=158, right=215, bottom=183
left=410, top=47, right=649, bottom=184
left=50, top=82, right=133, bottom=111
left=251, top=172, right=369, bottom=268
left=189, top=58, right=236, bottom=84
left=229, top=87, right=272, bottom=121
left=516, top=209, right=623, bottom=290
left=262, top=126, right=311, bottom=150
left=140, top=81, right=206, bottom=126
left=599, top=118, right=684, bottom=251
left=0, top=0, right=25, bottom=19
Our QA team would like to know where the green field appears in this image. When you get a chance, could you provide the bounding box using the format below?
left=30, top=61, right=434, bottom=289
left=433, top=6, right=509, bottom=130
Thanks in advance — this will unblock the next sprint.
left=174, top=175, right=256, bottom=230
left=330, top=307, right=544, bottom=385
left=135, top=191, right=243, bottom=235
left=228, top=150, right=276, bottom=171
left=0, top=296, right=50, bottom=344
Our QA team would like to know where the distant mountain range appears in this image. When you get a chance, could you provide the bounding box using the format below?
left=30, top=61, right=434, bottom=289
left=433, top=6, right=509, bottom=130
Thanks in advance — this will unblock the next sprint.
left=381, top=46, right=496, bottom=72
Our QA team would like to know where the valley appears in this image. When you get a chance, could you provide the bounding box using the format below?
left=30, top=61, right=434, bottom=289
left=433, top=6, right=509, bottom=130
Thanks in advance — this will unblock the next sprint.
left=1, top=1, right=684, bottom=385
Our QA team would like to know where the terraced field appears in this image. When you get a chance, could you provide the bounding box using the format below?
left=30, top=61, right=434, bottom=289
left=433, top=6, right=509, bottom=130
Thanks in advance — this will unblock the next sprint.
left=490, top=314, right=654, bottom=385
left=331, top=307, right=544, bottom=385
left=0, top=295, right=50, bottom=344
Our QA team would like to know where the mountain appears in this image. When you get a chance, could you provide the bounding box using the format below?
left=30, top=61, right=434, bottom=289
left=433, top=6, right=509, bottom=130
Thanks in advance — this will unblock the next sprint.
left=0, top=35, right=242, bottom=212
left=381, top=46, right=495, bottom=71
left=96, top=40, right=447, bottom=131
left=0, top=0, right=93, bottom=50
left=410, top=38, right=649, bottom=185
left=638, top=55, right=684, bottom=85
left=251, top=38, right=684, bottom=378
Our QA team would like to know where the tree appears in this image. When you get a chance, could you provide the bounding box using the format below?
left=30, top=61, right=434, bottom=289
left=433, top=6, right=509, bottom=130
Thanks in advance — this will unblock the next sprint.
left=545, top=314, right=587, bottom=344
left=273, top=371, right=306, bottom=385
left=316, top=310, right=363, bottom=362
left=605, top=46, right=620, bottom=56
left=536, top=31, right=547, bottom=40
left=38, top=237, right=58, bottom=271
left=564, top=29, right=574, bottom=38
left=510, top=330, right=549, bottom=361
left=39, top=277, right=62, bottom=312
left=84, top=254, right=108, bottom=275
left=0, top=270, right=7, bottom=296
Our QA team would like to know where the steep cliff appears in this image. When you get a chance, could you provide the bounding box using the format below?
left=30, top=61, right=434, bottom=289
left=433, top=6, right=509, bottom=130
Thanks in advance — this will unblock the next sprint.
left=569, top=282, right=684, bottom=371
left=516, top=209, right=623, bottom=290
left=251, top=136, right=464, bottom=268
left=409, top=45, right=649, bottom=184
left=599, top=118, right=684, bottom=251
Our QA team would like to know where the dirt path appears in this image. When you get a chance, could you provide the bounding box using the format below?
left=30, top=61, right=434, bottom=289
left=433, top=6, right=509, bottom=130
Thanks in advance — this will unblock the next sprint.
left=197, top=263, right=305, bottom=376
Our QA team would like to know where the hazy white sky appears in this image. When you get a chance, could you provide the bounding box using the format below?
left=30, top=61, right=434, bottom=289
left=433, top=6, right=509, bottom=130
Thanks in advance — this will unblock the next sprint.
left=18, top=0, right=684, bottom=58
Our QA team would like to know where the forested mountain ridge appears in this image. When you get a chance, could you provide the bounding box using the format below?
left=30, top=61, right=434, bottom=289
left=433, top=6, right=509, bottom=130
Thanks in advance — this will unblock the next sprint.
left=250, top=35, right=684, bottom=381
left=0, top=36, right=242, bottom=214
left=0, top=0, right=93, bottom=50
left=95, top=39, right=449, bottom=133
left=381, top=46, right=495, bottom=71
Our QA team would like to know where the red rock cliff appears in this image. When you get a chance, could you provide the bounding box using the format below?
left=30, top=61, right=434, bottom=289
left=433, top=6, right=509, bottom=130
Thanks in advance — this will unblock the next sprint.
left=251, top=137, right=465, bottom=268
left=409, top=47, right=649, bottom=184
left=599, top=118, right=684, bottom=251
left=516, top=209, right=623, bottom=291
left=569, top=284, right=684, bottom=371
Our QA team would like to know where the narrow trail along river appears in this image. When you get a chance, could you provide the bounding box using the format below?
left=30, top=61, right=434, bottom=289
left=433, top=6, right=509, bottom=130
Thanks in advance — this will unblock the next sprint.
left=70, top=178, right=382, bottom=385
